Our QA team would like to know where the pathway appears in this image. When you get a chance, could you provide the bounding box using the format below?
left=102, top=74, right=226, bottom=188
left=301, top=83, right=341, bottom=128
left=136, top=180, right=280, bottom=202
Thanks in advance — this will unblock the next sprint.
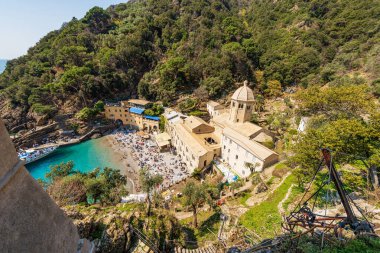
left=245, top=173, right=291, bottom=207
left=278, top=184, right=294, bottom=215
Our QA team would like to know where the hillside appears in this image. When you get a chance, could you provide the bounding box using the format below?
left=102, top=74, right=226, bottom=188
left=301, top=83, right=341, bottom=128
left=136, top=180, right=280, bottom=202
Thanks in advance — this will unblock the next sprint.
left=0, top=0, right=379, bottom=129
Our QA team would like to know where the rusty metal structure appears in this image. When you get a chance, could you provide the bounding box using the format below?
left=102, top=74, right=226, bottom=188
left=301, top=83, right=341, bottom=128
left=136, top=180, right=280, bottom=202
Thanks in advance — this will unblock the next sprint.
left=283, top=148, right=376, bottom=238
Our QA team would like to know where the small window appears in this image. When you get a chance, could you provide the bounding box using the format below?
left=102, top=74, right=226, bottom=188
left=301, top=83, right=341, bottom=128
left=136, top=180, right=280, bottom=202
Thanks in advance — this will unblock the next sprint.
left=237, top=119, right=239, bottom=122
left=239, top=103, right=244, bottom=109
left=232, top=102, right=235, bottom=107
left=228, top=149, right=230, bottom=153
left=204, top=160, right=207, bottom=167
left=247, top=106, right=251, bottom=109
left=224, top=145, right=226, bottom=149
left=236, top=155, right=238, bottom=159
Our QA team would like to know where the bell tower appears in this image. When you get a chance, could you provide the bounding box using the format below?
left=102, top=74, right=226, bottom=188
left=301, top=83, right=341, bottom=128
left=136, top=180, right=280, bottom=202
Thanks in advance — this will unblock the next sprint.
left=229, top=81, right=255, bottom=123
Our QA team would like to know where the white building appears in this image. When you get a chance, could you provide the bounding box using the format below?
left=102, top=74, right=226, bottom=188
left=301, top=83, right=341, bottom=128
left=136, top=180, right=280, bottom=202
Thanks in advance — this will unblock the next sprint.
left=221, top=127, right=278, bottom=177
left=206, top=101, right=226, bottom=118
left=211, top=81, right=279, bottom=178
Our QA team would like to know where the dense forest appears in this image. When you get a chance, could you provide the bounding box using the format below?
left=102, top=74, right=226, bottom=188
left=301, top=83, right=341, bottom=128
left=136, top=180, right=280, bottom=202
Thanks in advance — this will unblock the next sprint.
left=0, top=0, right=379, bottom=128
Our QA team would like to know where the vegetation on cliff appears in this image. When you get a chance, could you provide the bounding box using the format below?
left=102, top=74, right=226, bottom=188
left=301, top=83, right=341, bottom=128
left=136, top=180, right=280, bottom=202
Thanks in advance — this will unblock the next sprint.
left=41, top=161, right=128, bottom=206
left=0, top=0, right=379, bottom=127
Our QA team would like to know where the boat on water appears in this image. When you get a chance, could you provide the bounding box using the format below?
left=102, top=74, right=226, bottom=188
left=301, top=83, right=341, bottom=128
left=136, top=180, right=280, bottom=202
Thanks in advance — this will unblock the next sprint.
left=18, top=146, right=58, bottom=164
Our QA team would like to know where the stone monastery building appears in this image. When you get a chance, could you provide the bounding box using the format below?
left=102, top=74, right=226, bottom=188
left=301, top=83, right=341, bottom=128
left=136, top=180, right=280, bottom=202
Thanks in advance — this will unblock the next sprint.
left=164, top=81, right=279, bottom=178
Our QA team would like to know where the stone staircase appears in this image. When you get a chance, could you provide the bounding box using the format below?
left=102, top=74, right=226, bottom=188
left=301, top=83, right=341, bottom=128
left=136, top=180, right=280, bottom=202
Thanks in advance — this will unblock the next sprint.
left=129, top=226, right=160, bottom=253
left=174, top=244, right=218, bottom=253
left=131, top=239, right=153, bottom=253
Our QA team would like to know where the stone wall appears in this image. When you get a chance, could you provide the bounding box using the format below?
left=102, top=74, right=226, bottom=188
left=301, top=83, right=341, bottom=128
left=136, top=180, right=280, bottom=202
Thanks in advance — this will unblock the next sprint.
left=0, top=120, right=81, bottom=253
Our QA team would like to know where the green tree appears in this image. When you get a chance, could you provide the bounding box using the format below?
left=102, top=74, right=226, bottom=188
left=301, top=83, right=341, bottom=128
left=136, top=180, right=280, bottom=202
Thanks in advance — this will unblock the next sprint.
left=265, top=80, right=282, bottom=97
left=84, top=177, right=104, bottom=204
left=290, top=118, right=380, bottom=181
left=84, top=167, right=127, bottom=205
left=139, top=167, right=163, bottom=216
left=47, top=174, right=87, bottom=206
left=182, top=181, right=208, bottom=228
left=83, top=6, right=113, bottom=34
left=46, top=161, right=75, bottom=181
left=295, top=85, right=373, bottom=120
left=93, top=100, right=105, bottom=112
left=75, top=107, right=97, bottom=121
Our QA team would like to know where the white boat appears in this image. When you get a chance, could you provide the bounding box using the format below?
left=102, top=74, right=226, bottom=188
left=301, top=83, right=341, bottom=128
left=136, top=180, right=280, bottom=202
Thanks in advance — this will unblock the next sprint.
left=18, top=146, right=58, bottom=164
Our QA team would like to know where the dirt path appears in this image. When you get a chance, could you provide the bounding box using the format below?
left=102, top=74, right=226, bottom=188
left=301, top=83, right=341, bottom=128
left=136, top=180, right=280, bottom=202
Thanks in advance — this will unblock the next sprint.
left=278, top=184, right=294, bottom=215
left=174, top=205, right=210, bottom=220
left=245, top=173, right=291, bottom=207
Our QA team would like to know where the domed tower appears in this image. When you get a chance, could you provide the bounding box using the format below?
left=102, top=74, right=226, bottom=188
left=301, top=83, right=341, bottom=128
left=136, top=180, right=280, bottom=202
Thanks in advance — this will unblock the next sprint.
left=229, top=80, right=255, bottom=123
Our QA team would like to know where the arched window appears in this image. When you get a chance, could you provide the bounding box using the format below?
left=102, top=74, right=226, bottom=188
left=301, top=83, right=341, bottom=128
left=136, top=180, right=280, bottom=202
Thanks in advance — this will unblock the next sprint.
left=238, top=103, right=244, bottom=109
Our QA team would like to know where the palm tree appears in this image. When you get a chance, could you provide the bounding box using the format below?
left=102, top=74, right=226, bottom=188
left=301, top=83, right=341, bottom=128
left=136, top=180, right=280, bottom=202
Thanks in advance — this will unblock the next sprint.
left=139, top=167, right=163, bottom=216
left=182, top=181, right=208, bottom=228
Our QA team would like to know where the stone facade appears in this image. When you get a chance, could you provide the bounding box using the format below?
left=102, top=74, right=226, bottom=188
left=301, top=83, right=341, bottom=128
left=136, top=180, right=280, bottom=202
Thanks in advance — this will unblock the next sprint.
left=104, top=99, right=159, bottom=132
left=0, top=119, right=88, bottom=253
left=163, top=82, right=278, bottom=178
left=209, top=81, right=279, bottom=178
left=166, top=116, right=221, bottom=172
left=228, top=81, right=255, bottom=123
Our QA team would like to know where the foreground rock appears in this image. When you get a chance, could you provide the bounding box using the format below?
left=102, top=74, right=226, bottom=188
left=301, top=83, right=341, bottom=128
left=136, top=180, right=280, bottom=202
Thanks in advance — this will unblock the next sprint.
left=63, top=204, right=182, bottom=253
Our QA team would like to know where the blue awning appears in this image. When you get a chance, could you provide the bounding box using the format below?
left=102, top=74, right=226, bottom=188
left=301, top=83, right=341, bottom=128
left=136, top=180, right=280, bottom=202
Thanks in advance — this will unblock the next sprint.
left=144, top=115, right=160, bottom=121
left=129, top=107, right=144, bottom=115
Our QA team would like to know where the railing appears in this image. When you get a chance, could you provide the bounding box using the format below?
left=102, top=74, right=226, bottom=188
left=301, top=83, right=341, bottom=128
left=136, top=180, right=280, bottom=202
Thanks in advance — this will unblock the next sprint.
left=130, top=225, right=161, bottom=253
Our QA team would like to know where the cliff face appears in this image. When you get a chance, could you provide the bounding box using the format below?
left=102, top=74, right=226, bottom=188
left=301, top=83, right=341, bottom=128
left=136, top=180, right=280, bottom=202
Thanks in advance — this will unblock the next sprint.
left=1, top=0, right=379, bottom=130
left=64, top=205, right=134, bottom=253
left=0, top=119, right=81, bottom=252
left=63, top=204, right=184, bottom=253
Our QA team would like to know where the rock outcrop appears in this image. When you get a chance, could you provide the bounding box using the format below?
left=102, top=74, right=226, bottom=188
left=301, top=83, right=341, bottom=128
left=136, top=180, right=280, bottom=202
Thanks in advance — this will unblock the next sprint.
left=64, top=206, right=134, bottom=253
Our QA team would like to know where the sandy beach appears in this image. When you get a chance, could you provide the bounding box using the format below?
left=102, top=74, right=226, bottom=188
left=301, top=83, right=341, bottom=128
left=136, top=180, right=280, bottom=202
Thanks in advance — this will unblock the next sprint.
left=98, top=135, right=141, bottom=194
left=100, top=129, right=190, bottom=196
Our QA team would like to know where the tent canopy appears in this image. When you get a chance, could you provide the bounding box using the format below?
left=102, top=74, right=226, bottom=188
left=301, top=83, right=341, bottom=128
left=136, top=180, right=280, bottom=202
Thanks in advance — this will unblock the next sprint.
left=155, top=132, right=171, bottom=147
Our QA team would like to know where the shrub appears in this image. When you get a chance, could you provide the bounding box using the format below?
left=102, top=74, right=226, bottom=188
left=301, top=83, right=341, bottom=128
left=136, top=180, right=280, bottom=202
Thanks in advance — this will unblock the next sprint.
left=47, top=174, right=87, bottom=206
left=31, top=103, right=56, bottom=116
left=272, top=163, right=289, bottom=178
left=93, top=100, right=105, bottom=112
left=75, top=107, right=97, bottom=121
left=179, top=98, right=198, bottom=112
left=189, top=110, right=207, bottom=117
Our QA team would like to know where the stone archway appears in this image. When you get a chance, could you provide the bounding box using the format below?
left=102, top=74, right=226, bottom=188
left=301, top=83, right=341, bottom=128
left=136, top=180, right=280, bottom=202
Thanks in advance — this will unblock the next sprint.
left=115, top=119, right=123, bottom=126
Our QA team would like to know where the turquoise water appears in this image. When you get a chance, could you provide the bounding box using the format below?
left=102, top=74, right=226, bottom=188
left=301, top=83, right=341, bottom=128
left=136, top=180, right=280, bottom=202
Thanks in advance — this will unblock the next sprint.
left=26, top=137, right=120, bottom=180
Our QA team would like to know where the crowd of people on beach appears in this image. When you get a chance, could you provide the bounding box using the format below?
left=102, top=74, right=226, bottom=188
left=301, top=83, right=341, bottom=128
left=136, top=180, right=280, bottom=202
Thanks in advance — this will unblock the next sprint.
left=111, top=128, right=190, bottom=190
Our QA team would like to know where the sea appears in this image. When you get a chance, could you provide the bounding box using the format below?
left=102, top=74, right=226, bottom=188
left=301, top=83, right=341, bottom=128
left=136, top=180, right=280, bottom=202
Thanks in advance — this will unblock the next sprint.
left=26, top=137, right=121, bottom=180
left=0, top=59, right=7, bottom=73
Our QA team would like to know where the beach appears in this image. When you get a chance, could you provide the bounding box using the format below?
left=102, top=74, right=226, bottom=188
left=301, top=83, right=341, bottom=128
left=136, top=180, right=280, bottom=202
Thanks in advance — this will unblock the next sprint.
left=98, top=135, right=141, bottom=194
left=102, top=129, right=190, bottom=194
